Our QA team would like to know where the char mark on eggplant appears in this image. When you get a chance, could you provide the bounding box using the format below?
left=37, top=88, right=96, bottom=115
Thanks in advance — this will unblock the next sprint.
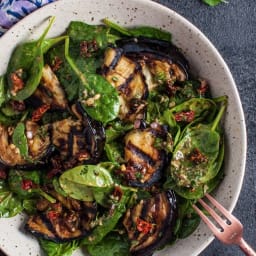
left=123, top=190, right=177, bottom=256
left=102, top=37, right=189, bottom=122
left=29, top=65, right=68, bottom=110
left=102, top=47, right=148, bottom=122
left=122, top=127, right=166, bottom=187
left=49, top=103, right=105, bottom=168
left=25, top=191, right=97, bottom=242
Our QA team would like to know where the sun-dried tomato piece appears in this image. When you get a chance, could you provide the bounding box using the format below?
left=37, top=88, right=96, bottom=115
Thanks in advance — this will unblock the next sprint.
left=136, top=218, right=153, bottom=234
left=31, top=104, right=50, bottom=122
left=174, top=110, right=195, bottom=123
left=22, top=179, right=34, bottom=190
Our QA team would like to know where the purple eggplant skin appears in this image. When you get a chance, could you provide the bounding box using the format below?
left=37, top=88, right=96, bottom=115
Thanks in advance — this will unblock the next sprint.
left=72, top=103, right=106, bottom=163
left=123, top=190, right=177, bottom=256
left=115, top=37, right=189, bottom=78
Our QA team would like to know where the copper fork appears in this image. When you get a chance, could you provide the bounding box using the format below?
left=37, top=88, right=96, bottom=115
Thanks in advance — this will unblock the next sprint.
left=192, top=193, right=256, bottom=256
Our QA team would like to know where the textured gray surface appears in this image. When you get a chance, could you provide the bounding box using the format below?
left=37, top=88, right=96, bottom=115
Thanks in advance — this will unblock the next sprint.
left=155, top=0, right=256, bottom=255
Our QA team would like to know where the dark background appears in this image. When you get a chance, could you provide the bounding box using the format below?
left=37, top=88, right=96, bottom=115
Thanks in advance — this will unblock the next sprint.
left=155, top=0, right=256, bottom=255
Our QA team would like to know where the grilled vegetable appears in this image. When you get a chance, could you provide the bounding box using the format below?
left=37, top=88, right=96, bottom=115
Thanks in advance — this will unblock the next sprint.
left=102, top=47, right=148, bottom=122
left=25, top=190, right=97, bottom=242
left=30, top=65, right=68, bottom=110
left=102, top=37, right=189, bottom=122
left=0, top=121, right=51, bottom=166
left=72, top=103, right=105, bottom=162
left=49, top=103, right=105, bottom=167
left=116, top=37, right=188, bottom=89
left=123, top=190, right=177, bottom=256
left=122, top=126, right=166, bottom=187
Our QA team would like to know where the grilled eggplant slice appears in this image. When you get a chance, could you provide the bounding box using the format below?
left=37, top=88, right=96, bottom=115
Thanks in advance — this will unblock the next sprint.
left=102, top=48, right=148, bottom=122
left=72, top=103, right=106, bottom=161
left=50, top=103, right=105, bottom=166
left=0, top=121, right=51, bottom=167
left=25, top=191, right=97, bottom=242
left=102, top=37, right=189, bottom=122
left=123, top=190, right=177, bottom=256
left=123, top=127, right=166, bottom=187
left=116, top=37, right=189, bottom=82
left=30, top=64, right=68, bottom=110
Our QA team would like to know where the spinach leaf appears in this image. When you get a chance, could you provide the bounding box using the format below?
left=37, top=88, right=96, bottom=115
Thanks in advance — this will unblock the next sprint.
left=22, top=198, right=37, bottom=214
left=0, top=75, right=6, bottom=107
left=64, top=37, right=120, bottom=124
left=105, top=141, right=125, bottom=163
left=12, top=122, right=28, bottom=158
left=0, top=111, right=18, bottom=125
left=177, top=212, right=201, bottom=239
left=105, top=121, right=133, bottom=143
left=169, top=98, right=216, bottom=124
left=39, top=238, right=79, bottom=256
left=67, top=21, right=114, bottom=49
left=8, top=169, right=56, bottom=203
left=8, top=169, right=40, bottom=199
left=82, top=189, right=131, bottom=245
left=202, top=0, right=225, bottom=6
left=169, top=80, right=209, bottom=106
left=7, top=17, right=56, bottom=100
left=59, top=164, right=114, bottom=201
left=87, top=233, right=130, bottom=256
left=103, top=19, right=172, bottom=42
left=0, top=180, right=23, bottom=217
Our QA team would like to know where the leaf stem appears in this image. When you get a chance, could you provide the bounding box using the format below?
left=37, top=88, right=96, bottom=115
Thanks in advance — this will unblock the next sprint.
left=211, top=96, right=227, bottom=132
left=103, top=18, right=131, bottom=36
left=64, top=37, right=88, bottom=86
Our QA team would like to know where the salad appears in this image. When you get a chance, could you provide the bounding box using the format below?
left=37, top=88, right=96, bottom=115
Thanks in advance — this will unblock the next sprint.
left=0, top=17, right=227, bottom=256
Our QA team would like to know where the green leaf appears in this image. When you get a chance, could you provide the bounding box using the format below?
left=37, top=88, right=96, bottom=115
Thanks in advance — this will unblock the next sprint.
left=0, top=180, right=23, bottom=217
left=80, top=74, right=120, bottom=124
left=12, top=122, right=28, bottom=158
left=7, top=17, right=60, bottom=100
left=39, top=239, right=79, bottom=256
left=64, top=37, right=120, bottom=124
left=171, top=126, right=220, bottom=189
left=177, top=212, right=201, bottom=238
left=105, top=121, right=133, bottom=143
left=202, top=0, right=225, bottom=6
left=67, top=21, right=110, bottom=49
left=105, top=141, right=124, bottom=163
left=87, top=233, right=130, bottom=256
left=59, top=165, right=114, bottom=201
left=103, top=19, right=172, bottom=42
left=0, top=75, right=6, bottom=107
left=82, top=190, right=131, bottom=245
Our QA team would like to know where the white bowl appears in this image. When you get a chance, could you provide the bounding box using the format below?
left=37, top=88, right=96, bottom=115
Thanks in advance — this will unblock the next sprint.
left=0, top=0, right=246, bottom=255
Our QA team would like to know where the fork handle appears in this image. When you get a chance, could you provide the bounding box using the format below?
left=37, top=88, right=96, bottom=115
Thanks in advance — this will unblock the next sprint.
left=238, top=238, right=256, bottom=256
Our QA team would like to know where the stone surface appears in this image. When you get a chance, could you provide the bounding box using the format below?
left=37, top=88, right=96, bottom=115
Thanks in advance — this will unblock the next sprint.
left=156, top=0, right=256, bottom=255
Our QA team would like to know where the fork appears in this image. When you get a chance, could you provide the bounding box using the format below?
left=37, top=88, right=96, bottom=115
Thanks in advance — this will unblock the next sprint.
left=192, top=193, right=256, bottom=256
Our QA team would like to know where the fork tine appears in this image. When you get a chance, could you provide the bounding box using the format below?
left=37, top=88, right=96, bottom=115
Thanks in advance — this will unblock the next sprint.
left=192, top=204, right=221, bottom=236
left=205, top=193, right=237, bottom=223
left=198, top=197, right=228, bottom=230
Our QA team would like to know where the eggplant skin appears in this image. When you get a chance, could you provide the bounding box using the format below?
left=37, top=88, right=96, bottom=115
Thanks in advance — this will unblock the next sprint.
left=25, top=191, right=97, bottom=243
left=116, top=37, right=189, bottom=78
left=123, top=127, right=166, bottom=187
left=123, top=190, right=177, bottom=256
